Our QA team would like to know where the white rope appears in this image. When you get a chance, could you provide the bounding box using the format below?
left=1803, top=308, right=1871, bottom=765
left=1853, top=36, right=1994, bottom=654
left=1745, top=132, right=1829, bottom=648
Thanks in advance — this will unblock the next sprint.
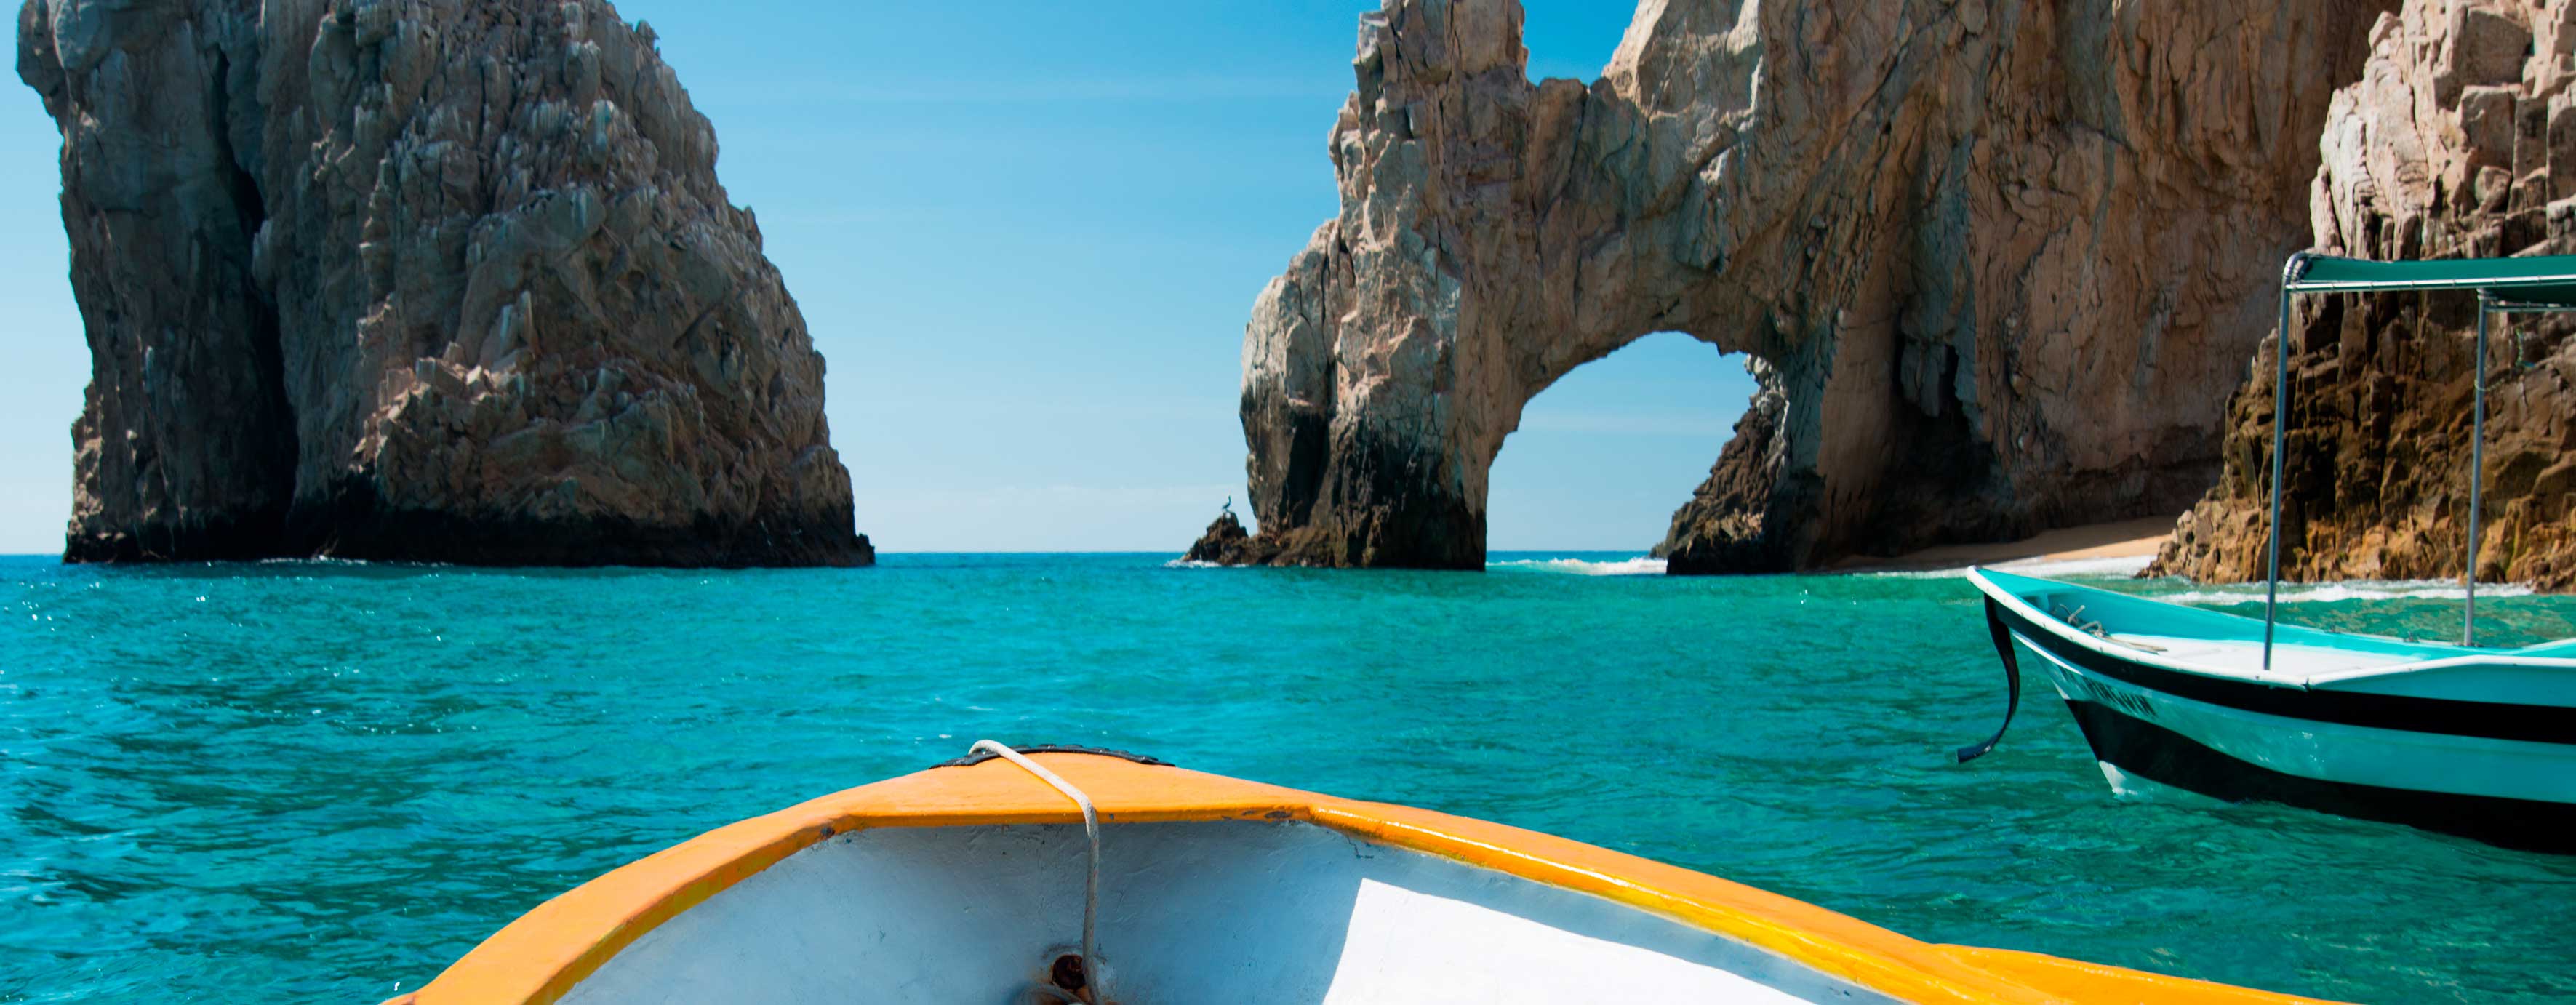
left=969, top=740, right=1107, bottom=1004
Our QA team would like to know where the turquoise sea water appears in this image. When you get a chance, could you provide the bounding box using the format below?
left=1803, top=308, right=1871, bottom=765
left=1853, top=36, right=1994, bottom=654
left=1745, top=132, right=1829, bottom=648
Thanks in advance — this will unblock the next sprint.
left=4, top=552, right=2574, bottom=1003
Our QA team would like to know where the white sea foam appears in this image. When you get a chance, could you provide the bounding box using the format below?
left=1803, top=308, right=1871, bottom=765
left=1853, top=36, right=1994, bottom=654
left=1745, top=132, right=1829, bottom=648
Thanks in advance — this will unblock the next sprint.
left=1863, top=554, right=2535, bottom=606
left=2151, top=580, right=2533, bottom=604
left=1993, top=554, right=2159, bottom=577
left=1487, top=556, right=1669, bottom=576
left=1162, top=558, right=1225, bottom=569
left=1871, top=553, right=2156, bottom=580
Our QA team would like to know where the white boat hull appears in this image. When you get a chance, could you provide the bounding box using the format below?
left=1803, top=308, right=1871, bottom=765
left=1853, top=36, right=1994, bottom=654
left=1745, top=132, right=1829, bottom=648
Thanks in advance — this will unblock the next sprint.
left=563, top=820, right=1896, bottom=1004
left=2017, top=637, right=2576, bottom=806
left=1967, top=568, right=2576, bottom=852
left=396, top=750, right=2329, bottom=1004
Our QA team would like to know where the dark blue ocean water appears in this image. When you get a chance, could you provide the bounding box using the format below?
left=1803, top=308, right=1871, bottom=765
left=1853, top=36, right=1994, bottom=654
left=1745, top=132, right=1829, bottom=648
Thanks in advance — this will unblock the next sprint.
left=2, top=552, right=2572, bottom=1003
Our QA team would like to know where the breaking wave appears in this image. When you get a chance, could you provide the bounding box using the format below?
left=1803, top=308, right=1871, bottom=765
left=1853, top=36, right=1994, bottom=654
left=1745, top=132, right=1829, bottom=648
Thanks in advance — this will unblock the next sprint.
left=1871, top=554, right=2156, bottom=580
left=1871, top=556, right=2530, bottom=604
left=2153, top=580, right=2534, bottom=604
left=1487, top=556, right=1668, bottom=576
left=1999, top=555, right=2160, bottom=577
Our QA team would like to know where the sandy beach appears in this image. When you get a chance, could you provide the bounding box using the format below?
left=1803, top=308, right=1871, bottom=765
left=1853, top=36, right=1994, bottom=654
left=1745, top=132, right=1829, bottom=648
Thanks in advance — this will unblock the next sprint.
left=1833, top=515, right=2175, bottom=575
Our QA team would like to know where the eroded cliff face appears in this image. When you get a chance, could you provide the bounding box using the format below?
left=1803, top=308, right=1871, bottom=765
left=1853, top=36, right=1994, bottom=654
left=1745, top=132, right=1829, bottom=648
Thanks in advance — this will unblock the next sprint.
left=2154, top=0, right=2576, bottom=589
left=20, top=0, right=869, bottom=566
left=1204, top=0, right=2388, bottom=570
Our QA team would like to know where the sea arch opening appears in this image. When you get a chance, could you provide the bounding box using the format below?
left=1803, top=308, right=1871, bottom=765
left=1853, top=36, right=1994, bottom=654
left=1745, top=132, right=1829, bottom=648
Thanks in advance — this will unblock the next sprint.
left=1516, top=2, right=1643, bottom=84
left=1484, top=332, right=1754, bottom=569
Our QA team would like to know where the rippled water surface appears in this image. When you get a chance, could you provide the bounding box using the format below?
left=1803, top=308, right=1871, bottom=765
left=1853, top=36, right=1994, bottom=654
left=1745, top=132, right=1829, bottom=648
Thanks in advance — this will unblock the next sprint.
left=4, top=553, right=2573, bottom=1002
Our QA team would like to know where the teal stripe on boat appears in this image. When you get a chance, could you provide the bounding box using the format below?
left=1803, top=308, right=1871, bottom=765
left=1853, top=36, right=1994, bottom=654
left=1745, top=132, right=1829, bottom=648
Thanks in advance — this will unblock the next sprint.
left=1973, top=569, right=2484, bottom=659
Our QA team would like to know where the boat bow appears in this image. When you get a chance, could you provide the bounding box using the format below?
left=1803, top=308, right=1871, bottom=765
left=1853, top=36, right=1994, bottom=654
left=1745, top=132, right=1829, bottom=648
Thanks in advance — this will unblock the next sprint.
left=391, top=750, right=2335, bottom=1004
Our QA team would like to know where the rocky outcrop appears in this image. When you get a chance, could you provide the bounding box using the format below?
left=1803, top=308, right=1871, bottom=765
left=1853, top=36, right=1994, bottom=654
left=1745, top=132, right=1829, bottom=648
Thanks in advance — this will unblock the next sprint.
left=20, top=0, right=869, bottom=566
left=1183, top=510, right=1262, bottom=565
left=1212, top=0, right=2388, bottom=570
left=2154, top=0, right=2576, bottom=589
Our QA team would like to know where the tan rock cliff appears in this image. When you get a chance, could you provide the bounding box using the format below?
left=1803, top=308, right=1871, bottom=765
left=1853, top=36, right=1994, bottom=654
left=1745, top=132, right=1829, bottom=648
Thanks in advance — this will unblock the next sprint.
left=20, top=0, right=869, bottom=566
left=2154, top=0, right=2576, bottom=590
left=1202, top=0, right=2388, bottom=571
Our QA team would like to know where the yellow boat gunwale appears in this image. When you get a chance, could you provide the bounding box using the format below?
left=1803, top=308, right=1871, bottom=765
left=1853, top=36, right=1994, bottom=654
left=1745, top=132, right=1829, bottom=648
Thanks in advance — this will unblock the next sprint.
left=388, top=753, right=2340, bottom=1005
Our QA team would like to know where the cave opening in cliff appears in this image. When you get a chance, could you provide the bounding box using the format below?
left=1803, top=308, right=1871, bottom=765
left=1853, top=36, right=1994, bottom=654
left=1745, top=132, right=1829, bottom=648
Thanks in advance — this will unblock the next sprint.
left=1485, top=332, right=1751, bottom=560
left=208, top=52, right=303, bottom=558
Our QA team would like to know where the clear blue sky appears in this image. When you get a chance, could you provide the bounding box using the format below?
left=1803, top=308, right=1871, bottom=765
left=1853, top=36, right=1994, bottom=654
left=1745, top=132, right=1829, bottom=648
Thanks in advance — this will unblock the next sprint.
left=0, top=1, right=1752, bottom=555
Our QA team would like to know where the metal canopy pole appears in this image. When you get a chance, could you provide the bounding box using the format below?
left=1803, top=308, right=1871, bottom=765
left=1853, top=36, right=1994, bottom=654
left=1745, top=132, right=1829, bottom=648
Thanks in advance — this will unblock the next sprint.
left=2253, top=254, right=2576, bottom=662
left=2467, top=300, right=2489, bottom=646
left=2264, top=284, right=2292, bottom=671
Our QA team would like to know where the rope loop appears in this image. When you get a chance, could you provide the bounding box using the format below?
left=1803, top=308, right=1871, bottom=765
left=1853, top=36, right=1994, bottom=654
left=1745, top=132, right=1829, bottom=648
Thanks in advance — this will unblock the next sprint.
left=969, top=740, right=1108, bottom=1005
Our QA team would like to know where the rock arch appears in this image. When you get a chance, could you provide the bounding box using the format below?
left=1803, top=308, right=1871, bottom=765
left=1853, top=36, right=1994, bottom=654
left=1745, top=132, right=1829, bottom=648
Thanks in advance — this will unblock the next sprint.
left=1484, top=332, right=1744, bottom=551
left=1209, top=0, right=2391, bottom=571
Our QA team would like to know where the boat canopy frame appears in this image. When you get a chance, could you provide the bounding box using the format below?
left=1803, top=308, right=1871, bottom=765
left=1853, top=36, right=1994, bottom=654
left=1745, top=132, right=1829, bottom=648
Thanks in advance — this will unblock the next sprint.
left=2262, top=252, right=2576, bottom=667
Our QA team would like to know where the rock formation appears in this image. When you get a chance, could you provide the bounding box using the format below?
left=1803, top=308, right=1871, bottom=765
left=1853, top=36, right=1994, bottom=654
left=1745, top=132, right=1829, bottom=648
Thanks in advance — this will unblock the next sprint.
left=20, top=0, right=870, bottom=566
left=2154, top=0, right=2576, bottom=590
left=1182, top=510, right=1258, bottom=565
left=1204, top=0, right=2389, bottom=570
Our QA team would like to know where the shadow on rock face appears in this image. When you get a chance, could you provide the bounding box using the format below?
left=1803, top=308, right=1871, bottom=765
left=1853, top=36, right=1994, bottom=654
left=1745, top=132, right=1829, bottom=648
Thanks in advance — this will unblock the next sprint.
left=2153, top=0, right=2576, bottom=593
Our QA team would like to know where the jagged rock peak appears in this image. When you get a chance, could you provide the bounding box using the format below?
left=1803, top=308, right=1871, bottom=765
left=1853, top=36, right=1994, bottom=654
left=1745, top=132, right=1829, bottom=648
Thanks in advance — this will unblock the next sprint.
left=20, top=0, right=871, bottom=566
left=1183, top=509, right=1260, bottom=565
left=1207, top=0, right=2388, bottom=572
left=2153, top=0, right=2576, bottom=589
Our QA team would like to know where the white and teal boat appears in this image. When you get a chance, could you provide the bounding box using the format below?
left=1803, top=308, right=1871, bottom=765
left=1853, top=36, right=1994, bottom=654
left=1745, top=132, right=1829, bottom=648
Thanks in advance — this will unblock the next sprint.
left=1962, top=252, right=2576, bottom=853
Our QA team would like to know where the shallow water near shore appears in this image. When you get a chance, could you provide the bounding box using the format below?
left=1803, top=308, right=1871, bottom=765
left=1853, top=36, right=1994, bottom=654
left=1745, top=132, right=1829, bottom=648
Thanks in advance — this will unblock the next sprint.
left=3, top=552, right=2573, bottom=1002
